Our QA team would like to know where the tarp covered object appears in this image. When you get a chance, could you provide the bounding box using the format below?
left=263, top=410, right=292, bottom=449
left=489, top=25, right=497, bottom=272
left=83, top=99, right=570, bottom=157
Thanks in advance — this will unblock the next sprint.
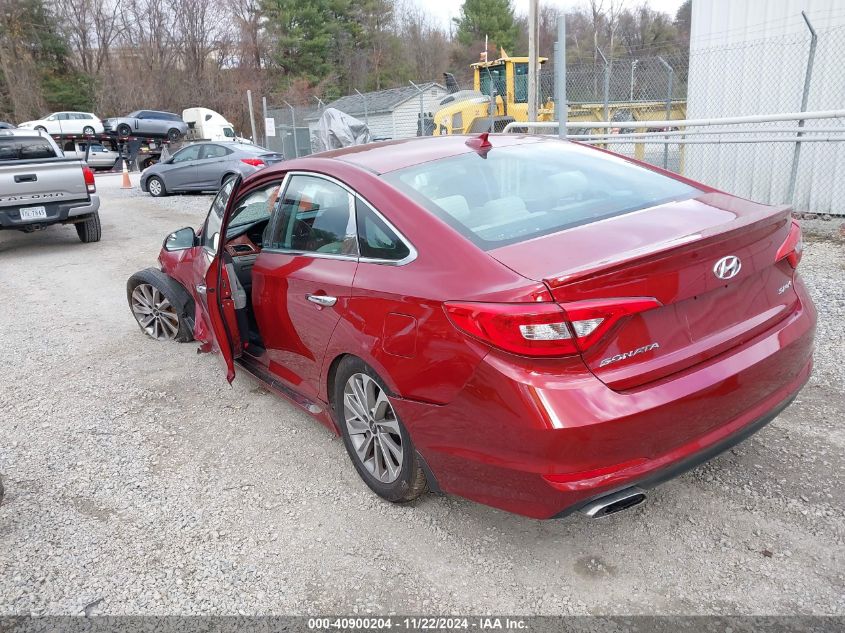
left=314, top=108, right=371, bottom=152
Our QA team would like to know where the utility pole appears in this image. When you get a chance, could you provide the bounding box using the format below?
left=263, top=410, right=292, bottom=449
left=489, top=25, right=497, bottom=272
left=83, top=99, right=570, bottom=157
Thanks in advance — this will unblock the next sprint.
left=528, top=0, right=539, bottom=128
left=262, top=95, right=268, bottom=148
left=247, top=90, right=257, bottom=143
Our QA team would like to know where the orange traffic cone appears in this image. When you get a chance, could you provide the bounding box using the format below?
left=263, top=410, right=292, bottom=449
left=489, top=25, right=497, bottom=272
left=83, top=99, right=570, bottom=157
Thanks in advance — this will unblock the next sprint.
left=121, top=159, right=132, bottom=189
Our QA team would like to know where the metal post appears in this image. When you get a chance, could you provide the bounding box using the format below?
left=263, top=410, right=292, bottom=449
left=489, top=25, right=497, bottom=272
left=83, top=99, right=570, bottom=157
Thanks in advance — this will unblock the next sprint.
left=409, top=80, right=425, bottom=132
left=528, top=0, right=539, bottom=127
left=788, top=11, right=818, bottom=205
left=262, top=95, right=268, bottom=148
left=314, top=97, right=325, bottom=111
left=354, top=89, right=369, bottom=126
left=657, top=56, right=674, bottom=169
left=630, top=59, right=638, bottom=101
left=596, top=46, right=610, bottom=140
left=283, top=99, right=298, bottom=158
left=247, top=90, right=257, bottom=143
left=554, top=13, right=567, bottom=139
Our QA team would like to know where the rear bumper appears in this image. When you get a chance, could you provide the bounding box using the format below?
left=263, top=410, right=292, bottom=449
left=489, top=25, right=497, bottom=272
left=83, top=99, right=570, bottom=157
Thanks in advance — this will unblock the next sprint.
left=393, top=279, right=816, bottom=519
left=0, top=195, right=99, bottom=230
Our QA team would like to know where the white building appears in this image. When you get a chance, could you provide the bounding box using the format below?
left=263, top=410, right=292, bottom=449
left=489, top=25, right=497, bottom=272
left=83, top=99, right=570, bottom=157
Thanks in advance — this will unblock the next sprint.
left=306, top=83, right=447, bottom=141
left=686, top=0, right=845, bottom=214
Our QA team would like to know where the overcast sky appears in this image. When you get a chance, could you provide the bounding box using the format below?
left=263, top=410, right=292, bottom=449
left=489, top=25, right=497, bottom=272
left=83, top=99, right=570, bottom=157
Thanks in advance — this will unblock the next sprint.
left=415, top=0, right=687, bottom=34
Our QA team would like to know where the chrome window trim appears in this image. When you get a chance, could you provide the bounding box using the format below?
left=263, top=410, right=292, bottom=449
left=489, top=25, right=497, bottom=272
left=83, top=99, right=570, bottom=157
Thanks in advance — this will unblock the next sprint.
left=262, top=170, right=418, bottom=266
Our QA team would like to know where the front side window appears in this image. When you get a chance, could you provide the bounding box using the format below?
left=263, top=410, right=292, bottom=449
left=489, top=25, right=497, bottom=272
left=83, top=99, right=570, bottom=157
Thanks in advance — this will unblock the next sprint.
left=356, top=199, right=410, bottom=261
left=202, top=178, right=236, bottom=251
left=384, top=141, right=700, bottom=250
left=223, top=127, right=235, bottom=138
left=227, top=182, right=283, bottom=237
left=171, top=145, right=200, bottom=163
left=267, top=175, right=356, bottom=256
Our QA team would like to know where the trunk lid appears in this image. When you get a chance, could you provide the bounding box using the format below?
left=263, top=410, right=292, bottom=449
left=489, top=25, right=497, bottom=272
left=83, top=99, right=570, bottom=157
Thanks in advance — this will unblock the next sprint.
left=0, top=159, right=90, bottom=210
left=489, top=193, right=799, bottom=390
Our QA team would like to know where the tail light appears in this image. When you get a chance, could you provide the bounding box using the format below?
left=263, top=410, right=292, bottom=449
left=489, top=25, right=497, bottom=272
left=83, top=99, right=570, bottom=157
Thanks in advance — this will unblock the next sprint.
left=444, top=297, right=661, bottom=357
left=776, top=220, right=803, bottom=268
left=82, top=165, right=96, bottom=193
left=240, top=158, right=265, bottom=167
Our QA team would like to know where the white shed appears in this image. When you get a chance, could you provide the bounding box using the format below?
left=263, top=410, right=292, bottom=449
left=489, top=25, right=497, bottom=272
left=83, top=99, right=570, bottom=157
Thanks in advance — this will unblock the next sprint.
left=306, top=83, right=447, bottom=142
left=686, top=0, right=845, bottom=214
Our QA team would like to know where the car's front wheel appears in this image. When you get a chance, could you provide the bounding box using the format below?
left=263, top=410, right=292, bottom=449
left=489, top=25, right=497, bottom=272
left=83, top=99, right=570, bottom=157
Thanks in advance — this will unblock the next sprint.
left=167, top=128, right=182, bottom=141
left=147, top=176, right=166, bottom=197
left=117, top=123, right=132, bottom=138
left=334, top=357, right=428, bottom=503
left=127, top=269, right=193, bottom=342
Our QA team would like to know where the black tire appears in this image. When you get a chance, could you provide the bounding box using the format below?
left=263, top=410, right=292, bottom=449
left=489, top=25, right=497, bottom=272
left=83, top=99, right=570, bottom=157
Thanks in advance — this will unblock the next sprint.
left=117, top=123, right=132, bottom=138
left=34, top=126, right=47, bottom=133
left=75, top=212, right=101, bottom=243
left=147, top=176, right=166, bottom=197
left=333, top=356, right=428, bottom=503
left=126, top=268, right=194, bottom=342
left=167, top=128, right=182, bottom=141
left=83, top=125, right=95, bottom=135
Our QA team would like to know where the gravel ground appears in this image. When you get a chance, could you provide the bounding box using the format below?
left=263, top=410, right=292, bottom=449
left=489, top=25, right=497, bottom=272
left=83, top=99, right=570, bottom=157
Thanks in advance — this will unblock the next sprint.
left=0, top=175, right=843, bottom=616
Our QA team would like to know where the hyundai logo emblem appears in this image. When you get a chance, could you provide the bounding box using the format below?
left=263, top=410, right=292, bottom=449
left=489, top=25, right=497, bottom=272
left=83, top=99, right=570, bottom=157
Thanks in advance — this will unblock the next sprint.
left=713, top=255, right=742, bottom=280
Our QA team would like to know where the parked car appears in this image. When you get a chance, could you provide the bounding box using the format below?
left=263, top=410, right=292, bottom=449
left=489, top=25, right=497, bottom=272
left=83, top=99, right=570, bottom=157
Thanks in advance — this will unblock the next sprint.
left=139, top=141, right=283, bottom=196
left=17, top=112, right=103, bottom=136
left=103, top=111, right=188, bottom=141
left=60, top=140, right=119, bottom=170
left=126, top=134, right=815, bottom=519
left=0, top=128, right=100, bottom=241
left=0, top=121, right=14, bottom=129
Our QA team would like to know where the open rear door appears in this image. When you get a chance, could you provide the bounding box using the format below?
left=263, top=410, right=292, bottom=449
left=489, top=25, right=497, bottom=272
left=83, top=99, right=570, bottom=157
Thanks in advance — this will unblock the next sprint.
left=194, top=175, right=244, bottom=383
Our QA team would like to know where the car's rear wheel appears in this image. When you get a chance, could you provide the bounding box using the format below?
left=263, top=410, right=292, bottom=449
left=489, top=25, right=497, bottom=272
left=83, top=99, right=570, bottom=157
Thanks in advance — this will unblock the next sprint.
left=117, top=123, right=132, bottom=138
left=75, top=212, right=101, bottom=243
left=83, top=125, right=95, bottom=135
left=147, top=176, right=166, bottom=197
left=167, top=128, right=182, bottom=141
left=334, top=357, right=427, bottom=503
left=127, top=270, right=193, bottom=342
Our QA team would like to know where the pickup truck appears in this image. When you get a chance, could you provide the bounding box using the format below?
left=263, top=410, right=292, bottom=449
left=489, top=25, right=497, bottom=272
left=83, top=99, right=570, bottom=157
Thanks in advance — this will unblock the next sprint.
left=0, top=128, right=101, bottom=242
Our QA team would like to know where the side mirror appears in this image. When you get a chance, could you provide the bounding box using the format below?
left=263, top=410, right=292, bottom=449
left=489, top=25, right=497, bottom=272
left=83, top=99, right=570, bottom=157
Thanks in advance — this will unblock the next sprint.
left=164, top=227, right=198, bottom=251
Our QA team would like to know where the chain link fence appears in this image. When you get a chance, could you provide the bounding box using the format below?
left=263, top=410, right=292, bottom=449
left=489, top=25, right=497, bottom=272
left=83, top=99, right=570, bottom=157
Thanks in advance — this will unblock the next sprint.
left=263, top=24, right=845, bottom=215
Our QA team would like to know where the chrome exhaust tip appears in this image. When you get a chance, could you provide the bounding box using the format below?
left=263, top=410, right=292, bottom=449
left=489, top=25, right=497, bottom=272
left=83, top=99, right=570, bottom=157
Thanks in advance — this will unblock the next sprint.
left=578, top=487, right=646, bottom=518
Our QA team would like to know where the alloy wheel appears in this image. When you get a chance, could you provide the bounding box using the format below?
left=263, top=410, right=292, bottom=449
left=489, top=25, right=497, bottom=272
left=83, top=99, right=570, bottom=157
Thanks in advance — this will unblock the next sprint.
left=343, top=373, right=403, bottom=483
left=130, top=283, right=179, bottom=340
left=148, top=178, right=162, bottom=196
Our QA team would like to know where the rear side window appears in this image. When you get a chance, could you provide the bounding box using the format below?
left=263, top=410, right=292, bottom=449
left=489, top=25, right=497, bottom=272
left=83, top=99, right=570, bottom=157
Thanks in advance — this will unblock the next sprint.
left=356, top=199, right=410, bottom=261
left=383, top=141, right=699, bottom=250
left=0, top=137, right=57, bottom=161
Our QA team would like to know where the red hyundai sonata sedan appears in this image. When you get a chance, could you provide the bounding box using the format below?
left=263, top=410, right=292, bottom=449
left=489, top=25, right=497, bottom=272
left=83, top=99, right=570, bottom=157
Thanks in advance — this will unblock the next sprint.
left=127, top=134, right=815, bottom=519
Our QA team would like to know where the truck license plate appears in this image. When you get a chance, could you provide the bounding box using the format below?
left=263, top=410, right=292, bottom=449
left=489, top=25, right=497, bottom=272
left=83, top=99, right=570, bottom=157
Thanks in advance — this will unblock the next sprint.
left=20, top=206, right=47, bottom=220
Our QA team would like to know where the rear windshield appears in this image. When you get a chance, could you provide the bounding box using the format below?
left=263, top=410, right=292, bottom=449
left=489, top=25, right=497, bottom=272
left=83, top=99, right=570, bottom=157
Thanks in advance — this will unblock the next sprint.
left=383, top=141, right=699, bottom=249
left=0, top=137, right=57, bottom=161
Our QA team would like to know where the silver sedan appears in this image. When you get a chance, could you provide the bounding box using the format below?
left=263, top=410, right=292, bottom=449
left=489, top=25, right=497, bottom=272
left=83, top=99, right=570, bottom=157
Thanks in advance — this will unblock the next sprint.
left=139, top=142, right=283, bottom=197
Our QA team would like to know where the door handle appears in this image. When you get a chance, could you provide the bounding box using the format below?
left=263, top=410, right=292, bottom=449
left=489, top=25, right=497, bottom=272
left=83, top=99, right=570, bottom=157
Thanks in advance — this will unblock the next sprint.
left=306, top=294, right=337, bottom=307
